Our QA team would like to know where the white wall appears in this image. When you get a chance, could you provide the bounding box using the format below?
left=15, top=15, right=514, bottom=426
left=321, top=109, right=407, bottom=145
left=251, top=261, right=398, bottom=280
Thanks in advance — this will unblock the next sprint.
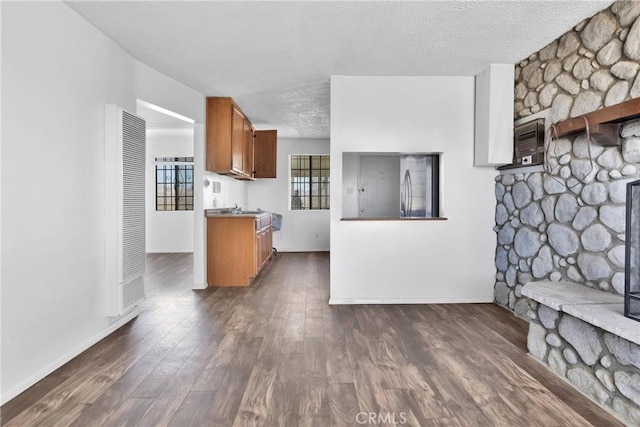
left=202, top=172, right=248, bottom=211
left=330, top=76, right=498, bottom=303
left=247, top=138, right=330, bottom=252
left=145, top=128, right=194, bottom=253
left=0, top=1, right=243, bottom=402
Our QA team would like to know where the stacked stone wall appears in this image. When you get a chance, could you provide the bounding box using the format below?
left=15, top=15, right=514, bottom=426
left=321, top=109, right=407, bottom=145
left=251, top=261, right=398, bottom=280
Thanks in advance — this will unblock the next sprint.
left=496, top=3, right=640, bottom=422
left=527, top=301, right=640, bottom=424
left=514, top=1, right=640, bottom=122
left=496, top=1, right=640, bottom=315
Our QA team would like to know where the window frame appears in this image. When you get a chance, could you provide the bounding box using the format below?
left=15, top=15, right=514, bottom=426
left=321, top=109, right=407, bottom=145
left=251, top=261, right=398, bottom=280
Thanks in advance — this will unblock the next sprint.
left=155, top=156, right=194, bottom=211
left=289, top=154, right=330, bottom=211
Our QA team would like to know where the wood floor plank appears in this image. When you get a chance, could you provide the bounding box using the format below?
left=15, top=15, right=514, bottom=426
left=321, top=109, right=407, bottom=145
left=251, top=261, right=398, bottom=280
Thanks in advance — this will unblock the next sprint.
left=3, top=398, right=83, bottom=427
left=166, top=391, right=215, bottom=427
left=1, top=252, right=625, bottom=427
left=374, top=389, right=423, bottom=426
left=67, top=325, right=197, bottom=426
left=276, top=353, right=304, bottom=384
left=407, top=387, right=453, bottom=421
left=134, top=397, right=186, bottom=427
left=265, top=381, right=301, bottom=426
left=327, top=382, right=359, bottom=426
left=31, top=401, right=86, bottom=427
left=102, top=398, right=154, bottom=427
left=0, top=375, right=68, bottom=426
left=231, top=365, right=277, bottom=427
left=303, top=336, right=327, bottom=379
left=323, top=334, right=355, bottom=384
left=353, top=363, right=383, bottom=415
left=298, top=378, right=330, bottom=417
left=135, top=337, right=222, bottom=426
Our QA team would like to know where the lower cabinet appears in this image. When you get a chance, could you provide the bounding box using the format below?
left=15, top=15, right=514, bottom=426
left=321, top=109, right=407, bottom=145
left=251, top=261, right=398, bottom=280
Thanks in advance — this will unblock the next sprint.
left=206, top=213, right=272, bottom=286
left=255, top=219, right=273, bottom=272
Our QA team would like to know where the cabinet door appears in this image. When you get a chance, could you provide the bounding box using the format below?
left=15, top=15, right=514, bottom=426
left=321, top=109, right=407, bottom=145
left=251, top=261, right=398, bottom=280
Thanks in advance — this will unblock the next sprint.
left=254, top=130, right=277, bottom=178
left=206, top=97, right=233, bottom=173
left=261, top=229, right=269, bottom=267
left=266, top=226, right=272, bottom=261
left=255, top=229, right=264, bottom=271
left=243, top=119, right=254, bottom=177
left=207, top=217, right=255, bottom=286
left=231, top=106, right=244, bottom=174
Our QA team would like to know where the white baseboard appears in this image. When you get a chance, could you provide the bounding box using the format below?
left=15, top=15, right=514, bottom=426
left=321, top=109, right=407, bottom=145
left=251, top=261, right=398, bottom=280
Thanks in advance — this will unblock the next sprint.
left=0, top=309, right=139, bottom=405
left=328, top=296, right=495, bottom=305
left=275, top=248, right=330, bottom=253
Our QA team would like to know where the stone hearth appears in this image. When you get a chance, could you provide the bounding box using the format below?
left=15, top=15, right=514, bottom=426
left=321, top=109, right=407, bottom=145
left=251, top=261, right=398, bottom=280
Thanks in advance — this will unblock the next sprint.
left=522, top=281, right=640, bottom=424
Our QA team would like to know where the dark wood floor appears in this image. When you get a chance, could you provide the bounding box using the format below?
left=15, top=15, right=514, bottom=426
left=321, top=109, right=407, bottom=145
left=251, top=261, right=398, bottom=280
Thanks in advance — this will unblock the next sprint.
left=1, top=252, right=623, bottom=426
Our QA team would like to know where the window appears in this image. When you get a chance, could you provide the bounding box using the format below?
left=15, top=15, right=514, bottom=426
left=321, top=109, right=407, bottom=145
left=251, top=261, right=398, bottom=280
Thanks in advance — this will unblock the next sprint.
left=290, top=155, right=330, bottom=210
left=155, top=157, right=194, bottom=211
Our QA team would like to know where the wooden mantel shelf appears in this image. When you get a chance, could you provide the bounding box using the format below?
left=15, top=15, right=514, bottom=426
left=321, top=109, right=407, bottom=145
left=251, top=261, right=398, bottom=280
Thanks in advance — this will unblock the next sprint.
left=555, top=97, right=640, bottom=137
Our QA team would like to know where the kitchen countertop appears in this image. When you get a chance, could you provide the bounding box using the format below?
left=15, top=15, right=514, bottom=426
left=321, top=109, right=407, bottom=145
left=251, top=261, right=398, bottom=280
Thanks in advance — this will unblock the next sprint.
left=205, top=209, right=271, bottom=219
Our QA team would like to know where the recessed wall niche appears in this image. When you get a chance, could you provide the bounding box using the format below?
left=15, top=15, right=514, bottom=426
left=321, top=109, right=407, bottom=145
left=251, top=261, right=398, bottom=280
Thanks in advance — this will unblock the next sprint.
left=342, top=152, right=440, bottom=219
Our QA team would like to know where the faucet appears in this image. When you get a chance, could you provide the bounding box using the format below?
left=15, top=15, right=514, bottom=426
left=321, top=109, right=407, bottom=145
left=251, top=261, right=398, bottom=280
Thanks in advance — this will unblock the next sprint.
left=231, top=203, right=242, bottom=214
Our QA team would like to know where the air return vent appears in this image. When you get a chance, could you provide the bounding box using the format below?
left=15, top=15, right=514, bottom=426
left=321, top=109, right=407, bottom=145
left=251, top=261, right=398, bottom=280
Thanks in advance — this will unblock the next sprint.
left=105, top=105, right=146, bottom=316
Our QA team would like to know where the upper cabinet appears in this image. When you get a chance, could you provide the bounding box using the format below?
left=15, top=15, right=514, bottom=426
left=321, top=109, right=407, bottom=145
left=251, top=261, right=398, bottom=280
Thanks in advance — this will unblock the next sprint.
left=206, top=97, right=277, bottom=180
left=254, top=130, right=277, bottom=178
left=230, top=104, right=246, bottom=175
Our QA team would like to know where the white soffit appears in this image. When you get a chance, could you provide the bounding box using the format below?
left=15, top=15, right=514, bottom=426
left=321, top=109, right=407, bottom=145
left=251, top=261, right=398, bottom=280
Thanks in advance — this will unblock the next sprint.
left=66, top=1, right=614, bottom=138
left=136, top=100, right=195, bottom=130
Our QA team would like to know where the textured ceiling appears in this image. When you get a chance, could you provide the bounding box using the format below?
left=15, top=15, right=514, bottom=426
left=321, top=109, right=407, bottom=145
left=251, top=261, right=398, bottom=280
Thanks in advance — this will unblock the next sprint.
left=66, top=1, right=613, bottom=138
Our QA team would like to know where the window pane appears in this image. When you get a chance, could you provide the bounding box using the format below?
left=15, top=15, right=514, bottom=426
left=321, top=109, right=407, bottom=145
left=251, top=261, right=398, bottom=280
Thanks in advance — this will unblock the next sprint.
left=312, top=156, right=320, bottom=169
left=291, top=196, right=303, bottom=209
left=290, top=154, right=330, bottom=211
left=155, top=163, right=193, bottom=211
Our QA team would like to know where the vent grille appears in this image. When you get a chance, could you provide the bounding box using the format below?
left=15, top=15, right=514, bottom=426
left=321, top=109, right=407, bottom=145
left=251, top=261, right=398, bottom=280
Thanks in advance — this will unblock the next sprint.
left=122, top=276, right=145, bottom=311
left=121, top=111, right=146, bottom=282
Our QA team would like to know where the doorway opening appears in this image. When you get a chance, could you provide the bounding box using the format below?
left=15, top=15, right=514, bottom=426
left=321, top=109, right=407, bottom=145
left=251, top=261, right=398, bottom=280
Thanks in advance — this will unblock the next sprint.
left=136, top=99, right=196, bottom=295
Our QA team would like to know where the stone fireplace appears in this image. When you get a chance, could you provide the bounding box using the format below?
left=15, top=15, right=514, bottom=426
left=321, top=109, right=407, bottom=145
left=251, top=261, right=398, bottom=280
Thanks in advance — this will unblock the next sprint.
left=494, top=119, right=640, bottom=315
left=493, top=1, right=640, bottom=423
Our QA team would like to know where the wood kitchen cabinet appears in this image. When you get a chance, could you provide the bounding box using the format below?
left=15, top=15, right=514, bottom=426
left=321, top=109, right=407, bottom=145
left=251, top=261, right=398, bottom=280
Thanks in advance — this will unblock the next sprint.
left=255, top=214, right=273, bottom=271
left=231, top=104, right=245, bottom=175
left=243, top=117, right=254, bottom=179
left=206, top=213, right=272, bottom=286
left=207, top=97, right=253, bottom=179
left=206, top=97, right=277, bottom=180
left=254, top=130, right=277, bottom=178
